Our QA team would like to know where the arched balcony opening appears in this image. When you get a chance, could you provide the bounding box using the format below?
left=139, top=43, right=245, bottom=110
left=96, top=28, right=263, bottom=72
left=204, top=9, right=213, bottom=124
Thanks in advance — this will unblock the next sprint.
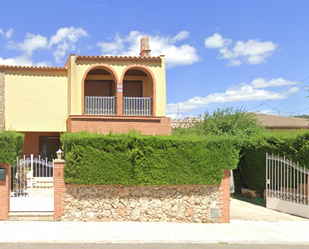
left=122, top=68, right=154, bottom=116
left=84, top=67, right=117, bottom=115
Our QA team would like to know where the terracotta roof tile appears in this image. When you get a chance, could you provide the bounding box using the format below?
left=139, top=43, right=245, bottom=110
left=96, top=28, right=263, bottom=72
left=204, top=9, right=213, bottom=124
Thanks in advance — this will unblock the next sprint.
left=0, top=64, right=66, bottom=70
left=254, top=113, right=309, bottom=128
left=76, top=55, right=161, bottom=60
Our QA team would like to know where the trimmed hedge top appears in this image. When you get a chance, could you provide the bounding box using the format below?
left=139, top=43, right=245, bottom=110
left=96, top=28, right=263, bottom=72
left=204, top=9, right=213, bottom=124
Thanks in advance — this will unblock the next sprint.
left=61, top=132, right=240, bottom=186
left=0, top=131, right=24, bottom=163
left=236, top=130, right=309, bottom=194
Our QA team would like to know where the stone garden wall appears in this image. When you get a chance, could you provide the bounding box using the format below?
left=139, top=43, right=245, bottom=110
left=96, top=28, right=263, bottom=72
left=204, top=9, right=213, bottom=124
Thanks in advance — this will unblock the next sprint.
left=60, top=184, right=222, bottom=223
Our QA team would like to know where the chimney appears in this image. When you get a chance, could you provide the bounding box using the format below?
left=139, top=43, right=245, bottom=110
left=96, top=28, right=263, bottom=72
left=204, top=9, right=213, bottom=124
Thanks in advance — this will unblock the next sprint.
left=140, top=37, right=151, bottom=57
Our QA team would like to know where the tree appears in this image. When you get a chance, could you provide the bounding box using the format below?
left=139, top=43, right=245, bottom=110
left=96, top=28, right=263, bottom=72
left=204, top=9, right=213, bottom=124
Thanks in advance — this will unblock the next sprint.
left=173, top=107, right=265, bottom=137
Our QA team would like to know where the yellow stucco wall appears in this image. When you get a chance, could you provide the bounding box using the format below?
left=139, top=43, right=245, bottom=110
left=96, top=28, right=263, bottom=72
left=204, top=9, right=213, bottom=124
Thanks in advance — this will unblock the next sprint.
left=4, top=55, right=167, bottom=132
left=5, top=70, right=67, bottom=132
left=73, top=57, right=166, bottom=116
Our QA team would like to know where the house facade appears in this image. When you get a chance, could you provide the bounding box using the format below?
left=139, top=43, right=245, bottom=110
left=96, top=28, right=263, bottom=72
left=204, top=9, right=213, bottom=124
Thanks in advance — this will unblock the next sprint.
left=0, top=37, right=171, bottom=159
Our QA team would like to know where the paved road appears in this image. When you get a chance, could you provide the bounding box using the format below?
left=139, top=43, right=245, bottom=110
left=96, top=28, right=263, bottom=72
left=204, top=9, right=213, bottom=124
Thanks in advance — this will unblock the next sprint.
left=1, top=244, right=309, bottom=249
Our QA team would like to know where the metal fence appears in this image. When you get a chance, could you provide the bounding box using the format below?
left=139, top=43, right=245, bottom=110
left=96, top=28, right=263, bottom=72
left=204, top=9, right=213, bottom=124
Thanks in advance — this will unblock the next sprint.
left=123, top=97, right=152, bottom=116
left=10, top=154, right=54, bottom=212
left=266, top=153, right=309, bottom=218
left=84, top=96, right=116, bottom=115
left=11, top=155, right=53, bottom=198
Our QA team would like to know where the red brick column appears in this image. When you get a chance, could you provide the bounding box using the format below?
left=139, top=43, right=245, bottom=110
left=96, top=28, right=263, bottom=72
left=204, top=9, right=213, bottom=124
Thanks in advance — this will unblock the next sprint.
left=116, top=86, right=123, bottom=115
left=219, top=170, right=230, bottom=223
left=54, top=159, right=66, bottom=220
left=0, top=163, right=10, bottom=220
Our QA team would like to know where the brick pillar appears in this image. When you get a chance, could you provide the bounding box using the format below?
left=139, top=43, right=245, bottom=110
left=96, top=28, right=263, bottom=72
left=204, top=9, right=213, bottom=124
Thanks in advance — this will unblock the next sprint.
left=0, top=163, right=10, bottom=220
left=139, top=37, right=151, bottom=57
left=219, top=170, right=230, bottom=223
left=54, top=159, right=66, bottom=220
left=116, top=86, right=123, bottom=115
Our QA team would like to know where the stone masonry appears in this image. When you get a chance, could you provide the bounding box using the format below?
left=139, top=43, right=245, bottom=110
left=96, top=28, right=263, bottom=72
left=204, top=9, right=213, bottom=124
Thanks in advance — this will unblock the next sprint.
left=60, top=184, right=221, bottom=223
left=0, top=71, right=4, bottom=131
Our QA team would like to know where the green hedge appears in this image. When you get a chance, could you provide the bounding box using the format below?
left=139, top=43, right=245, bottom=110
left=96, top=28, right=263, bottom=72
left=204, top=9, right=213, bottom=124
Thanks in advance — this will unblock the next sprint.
left=236, top=130, right=309, bottom=194
left=0, top=131, right=24, bottom=163
left=61, top=132, right=240, bottom=185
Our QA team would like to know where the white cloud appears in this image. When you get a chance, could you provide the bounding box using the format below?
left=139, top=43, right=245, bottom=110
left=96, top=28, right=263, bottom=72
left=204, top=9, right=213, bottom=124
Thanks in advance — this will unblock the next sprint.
left=169, top=30, right=189, bottom=43
left=5, top=28, right=14, bottom=39
left=205, top=33, right=277, bottom=66
left=251, top=78, right=297, bottom=88
left=0, top=27, right=88, bottom=66
left=0, top=28, right=14, bottom=39
left=97, top=30, right=200, bottom=68
left=0, top=55, right=33, bottom=66
left=50, top=27, right=88, bottom=63
left=9, top=33, right=48, bottom=56
left=204, top=33, right=231, bottom=48
left=35, top=61, right=53, bottom=67
left=166, top=83, right=297, bottom=114
left=257, top=110, right=276, bottom=115
left=2, top=33, right=49, bottom=66
left=166, top=113, right=184, bottom=120
left=97, top=34, right=125, bottom=55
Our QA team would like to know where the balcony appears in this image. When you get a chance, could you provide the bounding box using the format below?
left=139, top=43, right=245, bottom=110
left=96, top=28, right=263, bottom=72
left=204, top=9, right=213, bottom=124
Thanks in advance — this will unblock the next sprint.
left=84, top=96, right=152, bottom=116
left=84, top=96, right=116, bottom=115
left=123, top=97, right=152, bottom=116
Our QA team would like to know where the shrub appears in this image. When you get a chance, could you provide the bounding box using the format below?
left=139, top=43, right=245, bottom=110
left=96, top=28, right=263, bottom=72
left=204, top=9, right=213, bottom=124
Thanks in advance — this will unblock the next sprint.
left=173, top=107, right=265, bottom=138
left=61, top=132, right=240, bottom=185
left=0, top=131, right=24, bottom=163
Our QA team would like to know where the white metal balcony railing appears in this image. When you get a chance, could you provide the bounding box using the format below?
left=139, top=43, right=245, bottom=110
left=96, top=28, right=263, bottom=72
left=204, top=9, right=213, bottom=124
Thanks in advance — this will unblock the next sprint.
left=84, top=96, right=116, bottom=115
left=84, top=96, right=152, bottom=116
left=123, top=97, right=152, bottom=116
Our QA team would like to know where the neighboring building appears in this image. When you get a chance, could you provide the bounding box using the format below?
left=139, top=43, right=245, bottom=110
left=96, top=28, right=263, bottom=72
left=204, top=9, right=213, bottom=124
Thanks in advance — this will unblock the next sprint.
left=0, top=37, right=171, bottom=158
left=254, top=113, right=309, bottom=130
left=171, top=116, right=202, bottom=128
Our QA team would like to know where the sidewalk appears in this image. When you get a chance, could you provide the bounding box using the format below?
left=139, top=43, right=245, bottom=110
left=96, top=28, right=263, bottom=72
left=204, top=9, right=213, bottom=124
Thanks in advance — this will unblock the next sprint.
left=0, top=220, right=309, bottom=245
left=0, top=199, right=308, bottom=245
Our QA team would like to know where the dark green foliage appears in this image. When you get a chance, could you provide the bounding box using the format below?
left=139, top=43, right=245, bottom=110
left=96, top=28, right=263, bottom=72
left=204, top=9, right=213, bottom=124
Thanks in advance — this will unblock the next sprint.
left=173, top=107, right=309, bottom=195
left=61, top=132, right=240, bottom=185
left=236, top=130, right=309, bottom=194
left=173, top=107, right=265, bottom=138
left=293, top=115, right=309, bottom=119
left=0, top=131, right=24, bottom=163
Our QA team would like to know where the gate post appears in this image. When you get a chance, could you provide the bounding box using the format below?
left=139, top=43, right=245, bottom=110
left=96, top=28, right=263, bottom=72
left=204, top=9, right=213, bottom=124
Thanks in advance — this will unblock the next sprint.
left=54, top=158, right=66, bottom=220
left=219, top=170, right=230, bottom=223
left=0, top=163, right=10, bottom=220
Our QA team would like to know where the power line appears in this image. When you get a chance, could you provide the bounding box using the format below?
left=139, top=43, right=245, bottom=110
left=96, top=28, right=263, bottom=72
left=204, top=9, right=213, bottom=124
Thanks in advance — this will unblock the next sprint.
left=274, top=80, right=309, bottom=108
left=249, top=75, right=309, bottom=112
left=255, top=103, right=309, bottom=115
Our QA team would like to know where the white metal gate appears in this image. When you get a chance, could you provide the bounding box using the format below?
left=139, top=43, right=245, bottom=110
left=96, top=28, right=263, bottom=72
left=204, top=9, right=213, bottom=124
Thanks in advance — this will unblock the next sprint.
left=266, top=153, right=309, bottom=218
left=10, top=154, right=54, bottom=212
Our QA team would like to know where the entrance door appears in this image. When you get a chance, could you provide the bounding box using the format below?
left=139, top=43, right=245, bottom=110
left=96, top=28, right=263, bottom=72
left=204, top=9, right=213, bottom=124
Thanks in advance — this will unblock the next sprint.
left=39, top=136, right=60, bottom=161
left=10, top=154, right=54, bottom=212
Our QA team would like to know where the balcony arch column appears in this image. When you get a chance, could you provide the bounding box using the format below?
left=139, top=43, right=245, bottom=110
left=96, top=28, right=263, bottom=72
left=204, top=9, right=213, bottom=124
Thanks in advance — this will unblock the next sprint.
left=120, top=65, right=156, bottom=116
left=81, top=64, right=119, bottom=115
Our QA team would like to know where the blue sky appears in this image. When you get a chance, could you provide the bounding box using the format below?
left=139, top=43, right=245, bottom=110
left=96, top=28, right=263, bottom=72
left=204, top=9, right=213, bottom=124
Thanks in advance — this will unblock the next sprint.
left=1, top=0, right=309, bottom=119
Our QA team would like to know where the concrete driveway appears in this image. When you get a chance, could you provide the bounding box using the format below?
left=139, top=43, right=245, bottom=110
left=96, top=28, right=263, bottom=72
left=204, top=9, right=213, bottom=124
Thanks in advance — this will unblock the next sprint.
left=230, top=197, right=308, bottom=221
